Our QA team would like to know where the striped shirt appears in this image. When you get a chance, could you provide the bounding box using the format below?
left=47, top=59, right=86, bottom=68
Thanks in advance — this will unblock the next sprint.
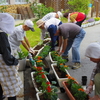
left=42, top=12, right=56, bottom=21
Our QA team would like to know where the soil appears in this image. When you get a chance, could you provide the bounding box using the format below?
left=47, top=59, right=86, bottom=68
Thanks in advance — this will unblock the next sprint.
left=33, top=44, right=44, bottom=50
left=43, top=40, right=50, bottom=44
left=32, top=51, right=38, bottom=57
left=39, top=94, right=51, bottom=100
left=53, top=65, right=67, bottom=78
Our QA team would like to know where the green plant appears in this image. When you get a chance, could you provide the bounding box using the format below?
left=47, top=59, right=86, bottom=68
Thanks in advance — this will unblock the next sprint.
left=66, top=75, right=88, bottom=100
left=67, top=0, right=90, bottom=15
left=51, top=51, right=69, bottom=72
left=17, top=51, right=27, bottom=59
left=35, top=59, right=45, bottom=67
left=34, top=67, right=48, bottom=84
left=30, top=1, right=54, bottom=19
left=38, top=45, right=51, bottom=58
left=94, top=17, right=100, bottom=21
left=51, top=51, right=60, bottom=61
left=58, top=63, right=69, bottom=72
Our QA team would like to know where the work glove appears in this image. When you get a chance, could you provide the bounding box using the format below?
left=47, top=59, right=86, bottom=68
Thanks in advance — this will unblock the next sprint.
left=85, top=85, right=93, bottom=94
left=29, top=47, right=35, bottom=54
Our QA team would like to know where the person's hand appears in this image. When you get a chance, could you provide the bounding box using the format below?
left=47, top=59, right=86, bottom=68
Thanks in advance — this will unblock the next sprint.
left=29, top=47, right=35, bottom=54
left=58, top=50, right=64, bottom=56
left=74, top=21, right=77, bottom=23
left=57, top=48, right=60, bottom=52
left=85, top=85, right=93, bottom=94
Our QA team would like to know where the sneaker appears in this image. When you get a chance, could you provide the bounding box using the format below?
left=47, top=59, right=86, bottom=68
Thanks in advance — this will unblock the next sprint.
left=62, top=55, right=69, bottom=61
left=72, top=63, right=81, bottom=69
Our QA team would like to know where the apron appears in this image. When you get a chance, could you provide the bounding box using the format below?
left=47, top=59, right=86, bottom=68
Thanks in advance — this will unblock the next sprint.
left=0, top=54, right=23, bottom=97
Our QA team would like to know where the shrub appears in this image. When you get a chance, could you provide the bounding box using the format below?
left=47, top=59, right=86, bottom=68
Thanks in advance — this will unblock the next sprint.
left=31, top=1, right=54, bottom=19
left=67, top=0, right=90, bottom=15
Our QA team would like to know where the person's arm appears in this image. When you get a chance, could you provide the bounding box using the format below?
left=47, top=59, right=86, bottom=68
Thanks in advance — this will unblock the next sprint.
left=85, top=66, right=97, bottom=94
left=60, top=38, right=68, bottom=55
left=70, top=14, right=77, bottom=23
left=57, top=36, right=63, bottom=52
left=21, top=40, right=30, bottom=51
left=0, top=32, right=18, bottom=66
left=24, top=36, right=30, bottom=48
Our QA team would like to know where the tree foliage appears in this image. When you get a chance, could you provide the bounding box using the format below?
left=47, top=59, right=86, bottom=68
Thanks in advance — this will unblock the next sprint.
left=67, top=0, right=91, bottom=15
left=31, top=1, right=54, bottom=19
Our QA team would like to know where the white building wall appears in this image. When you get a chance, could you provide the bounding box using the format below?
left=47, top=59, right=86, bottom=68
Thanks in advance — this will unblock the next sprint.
left=9, top=0, right=36, bottom=4
left=9, top=0, right=15, bottom=5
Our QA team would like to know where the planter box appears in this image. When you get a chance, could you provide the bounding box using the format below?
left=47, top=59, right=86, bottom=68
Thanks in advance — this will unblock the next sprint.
left=32, top=44, right=44, bottom=51
left=95, top=21, right=100, bottom=25
left=62, top=81, right=89, bottom=100
left=43, top=38, right=51, bottom=45
left=31, top=72, right=49, bottom=92
left=62, top=81, right=75, bottom=100
left=49, top=52, right=57, bottom=63
left=51, top=63, right=70, bottom=87
left=36, top=92, right=60, bottom=100
left=18, top=59, right=26, bottom=71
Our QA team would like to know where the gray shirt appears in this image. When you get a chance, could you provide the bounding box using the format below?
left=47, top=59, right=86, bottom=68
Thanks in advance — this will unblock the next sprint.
left=59, top=23, right=82, bottom=39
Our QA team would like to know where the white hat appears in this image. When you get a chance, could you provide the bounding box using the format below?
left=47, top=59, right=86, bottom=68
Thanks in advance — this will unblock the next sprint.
left=36, top=19, right=45, bottom=28
left=85, top=42, right=100, bottom=59
left=0, top=13, right=15, bottom=34
left=24, top=19, right=34, bottom=31
left=57, top=11, right=63, bottom=18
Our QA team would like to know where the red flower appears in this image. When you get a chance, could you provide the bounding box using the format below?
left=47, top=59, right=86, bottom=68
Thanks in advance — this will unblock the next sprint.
left=37, top=56, right=42, bottom=60
left=46, top=81, right=50, bottom=85
left=37, top=67, right=43, bottom=71
left=41, top=74, right=45, bottom=78
left=46, top=86, right=52, bottom=92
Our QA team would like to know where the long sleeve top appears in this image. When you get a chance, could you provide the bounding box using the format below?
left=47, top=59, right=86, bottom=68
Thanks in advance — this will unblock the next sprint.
left=0, top=31, right=18, bottom=66
left=90, top=62, right=100, bottom=81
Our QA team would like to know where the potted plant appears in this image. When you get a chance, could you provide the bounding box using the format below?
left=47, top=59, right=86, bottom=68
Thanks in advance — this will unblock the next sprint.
left=51, top=63, right=70, bottom=87
left=17, top=51, right=27, bottom=71
left=62, top=75, right=89, bottom=100
left=34, top=56, right=50, bottom=72
left=31, top=66, right=59, bottom=100
left=35, top=76, right=59, bottom=100
left=49, top=51, right=68, bottom=63
left=31, top=66, right=49, bottom=92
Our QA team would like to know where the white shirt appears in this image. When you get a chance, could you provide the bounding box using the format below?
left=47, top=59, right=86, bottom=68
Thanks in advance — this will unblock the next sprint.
left=42, top=12, right=56, bottom=21
left=8, top=25, right=26, bottom=50
left=44, top=18, right=61, bottom=30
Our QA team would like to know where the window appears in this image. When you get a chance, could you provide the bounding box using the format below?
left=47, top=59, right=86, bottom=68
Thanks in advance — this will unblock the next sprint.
left=15, top=0, right=27, bottom=4
left=0, top=0, right=9, bottom=5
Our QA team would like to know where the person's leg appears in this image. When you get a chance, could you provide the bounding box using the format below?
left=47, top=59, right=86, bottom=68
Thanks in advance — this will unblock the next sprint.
left=48, top=25, right=57, bottom=51
left=41, top=29, right=46, bottom=40
left=94, top=73, right=100, bottom=97
left=8, top=96, right=16, bottom=100
left=72, top=29, right=86, bottom=69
